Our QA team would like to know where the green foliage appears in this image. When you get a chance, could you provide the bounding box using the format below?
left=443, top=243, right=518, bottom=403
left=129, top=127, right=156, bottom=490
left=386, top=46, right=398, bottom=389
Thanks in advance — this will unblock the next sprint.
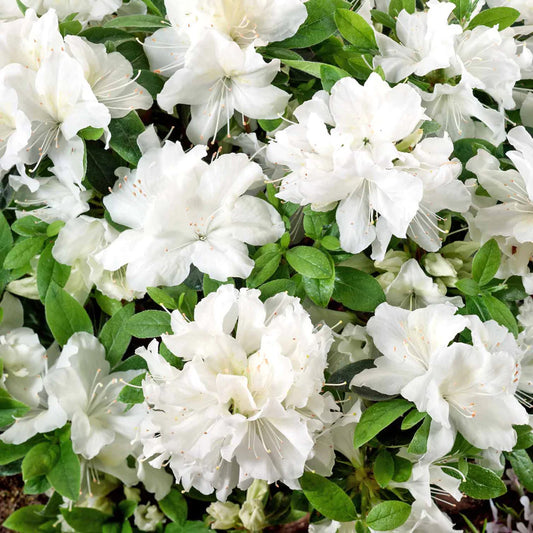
left=99, top=303, right=135, bottom=367
left=300, top=472, right=357, bottom=522
left=459, top=464, right=507, bottom=499
left=126, top=310, right=171, bottom=338
left=44, top=283, right=93, bottom=345
left=333, top=267, right=385, bottom=312
left=366, top=501, right=412, bottom=531
left=354, top=399, right=412, bottom=447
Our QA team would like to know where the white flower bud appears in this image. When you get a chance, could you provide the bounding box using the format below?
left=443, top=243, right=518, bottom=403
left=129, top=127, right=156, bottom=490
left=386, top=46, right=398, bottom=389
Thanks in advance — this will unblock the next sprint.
left=206, top=502, right=240, bottom=530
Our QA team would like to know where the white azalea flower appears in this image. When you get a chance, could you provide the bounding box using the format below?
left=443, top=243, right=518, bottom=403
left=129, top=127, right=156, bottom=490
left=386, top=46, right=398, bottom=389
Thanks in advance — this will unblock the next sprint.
left=0, top=9, right=64, bottom=71
left=21, top=0, right=123, bottom=23
left=449, top=26, right=523, bottom=109
left=1, top=53, right=111, bottom=183
left=45, top=332, right=143, bottom=459
left=396, top=136, right=470, bottom=252
left=98, top=133, right=284, bottom=292
left=139, top=285, right=339, bottom=499
left=268, top=75, right=425, bottom=258
left=374, top=0, right=461, bottom=83
left=351, top=302, right=468, bottom=396
left=0, top=79, right=31, bottom=178
left=157, top=31, right=290, bottom=143
left=65, top=35, right=152, bottom=119
left=419, top=79, right=506, bottom=144
left=14, top=175, right=91, bottom=224
left=0, top=292, right=47, bottom=408
left=0, top=0, right=23, bottom=19
left=53, top=215, right=142, bottom=302
left=164, top=0, right=307, bottom=48
left=385, top=259, right=464, bottom=309
left=406, top=339, right=528, bottom=451
left=468, top=126, right=533, bottom=243
left=394, top=500, right=461, bottom=533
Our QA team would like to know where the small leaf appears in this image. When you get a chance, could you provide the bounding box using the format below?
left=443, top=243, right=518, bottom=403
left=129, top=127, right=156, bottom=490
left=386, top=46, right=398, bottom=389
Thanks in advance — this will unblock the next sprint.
left=467, top=7, right=520, bottom=30
left=401, top=409, right=426, bottom=430
left=47, top=427, right=81, bottom=501
left=3, top=505, right=48, bottom=533
left=0, top=389, right=30, bottom=427
left=455, top=278, right=480, bottom=297
left=3, top=236, right=46, bottom=270
left=505, top=450, right=533, bottom=492
left=354, top=399, right=412, bottom=448
left=459, top=463, right=506, bottom=499
left=99, top=303, right=135, bottom=367
left=37, top=243, right=71, bottom=302
left=333, top=267, right=385, bottom=312
left=366, top=501, right=411, bottom=531
left=286, top=246, right=333, bottom=279
left=126, top=311, right=171, bottom=338
left=45, top=283, right=93, bottom=345
left=407, top=416, right=431, bottom=455
left=335, top=9, right=377, bottom=50
left=108, top=111, right=145, bottom=165
left=104, top=14, right=169, bottom=30
left=373, top=450, right=395, bottom=488
left=481, top=294, right=518, bottom=336
left=302, top=275, right=335, bottom=307
left=117, top=373, right=146, bottom=405
left=300, top=472, right=357, bottom=522
left=392, top=455, right=413, bottom=483
left=159, top=488, right=188, bottom=524
left=22, top=442, right=60, bottom=481
left=472, top=239, right=500, bottom=286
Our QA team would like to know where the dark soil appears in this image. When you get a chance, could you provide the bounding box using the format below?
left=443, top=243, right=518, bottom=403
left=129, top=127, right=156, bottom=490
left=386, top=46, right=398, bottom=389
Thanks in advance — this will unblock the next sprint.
left=0, top=475, right=47, bottom=533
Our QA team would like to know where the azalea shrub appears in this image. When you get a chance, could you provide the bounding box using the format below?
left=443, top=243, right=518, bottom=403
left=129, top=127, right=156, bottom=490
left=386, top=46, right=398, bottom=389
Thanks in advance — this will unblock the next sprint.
left=1, top=0, right=533, bottom=532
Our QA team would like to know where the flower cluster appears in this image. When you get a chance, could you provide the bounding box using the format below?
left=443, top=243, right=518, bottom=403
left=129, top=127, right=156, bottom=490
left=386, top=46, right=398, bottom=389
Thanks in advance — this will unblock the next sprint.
left=0, top=1, right=533, bottom=532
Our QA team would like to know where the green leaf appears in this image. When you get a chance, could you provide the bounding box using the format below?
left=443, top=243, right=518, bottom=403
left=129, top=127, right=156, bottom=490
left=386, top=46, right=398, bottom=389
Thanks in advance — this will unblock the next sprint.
left=0, top=389, right=30, bottom=427
left=302, top=275, right=335, bottom=307
left=108, top=111, right=145, bottom=165
left=159, top=488, right=188, bottom=524
left=95, top=291, right=124, bottom=316
left=126, top=310, right=171, bottom=338
left=459, top=463, right=506, bottom=499
left=465, top=295, right=491, bottom=322
left=286, top=246, right=333, bottom=279
left=203, top=274, right=233, bottom=296
left=392, top=455, right=413, bottom=482
left=407, top=416, right=431, bottom=455
left=472, top=239, right=501, bottom=286
left=283, top=59, right=349, bottom=79
left=99, top=303, right=135, bottom=367
left=373, top=450, right=394, bottom=488
left=259, top=279, right=297, bottom=301
left=103, top=14, right=169, bottom=30
left=47, top=427, right=81, bottom=501
left=0, top=211, right=13, bottom=264
left=16, top=1, right=28, bottom=15
left=147, top=287, right=179, bottom=310
left=0, top=437, right=44, bottom=466
left=3, top=236, right=46, bottom=270
left=455, top=278, right=480, bottom=296
left=388, top=0, right=415, bottom=16
left=505, top=450, right=533, bottom=492
left=467, top=7, right=520, bottom=30
left=140, top=0, right=163, bottom=16
left=78, top=126, right=104, bottom=140
left=481, top=294, right=518, bottom=336
left=258, top=118, right=283, bottom=132
left=79, top=27, right=135, bottom=46
left=277, top=0, right=349, bottom=49
left=117, top=373, right=146, bottom=405
left=137, top=69, right=165, bottom=98
left=300, top=472, right=357, bottom=522
left=370, top=9, right=396, bottom=30
left=3, top=505, right=48, bottom=533
left=22, top=442, right=60, bottom=481
left=401, top=409, right=426, bottom=430
left=61, top=508, right=111, bottom=533
left=354, top=399, right=412, bottom=448
left=86, top=140, right=125, bottom=194
left=247, top=246, right=282, bottom=288
left=335, top=9, right=377, bottom=50
left=37, top=243, right=71, bottom=302
left=320, top=63, right=350, bottom=92
left=116, top=40, right=149, bottom=70
left=45, top=283, right=93, bottom=345
left=11, top=216, right=48, bottom=237
left=333, top=267, right=385, bottom=312
left=514, top=425, right=533, bottom=450
left=303, top=209, right=335, bottom=240
left=366, top=501, right=411, bottom=531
